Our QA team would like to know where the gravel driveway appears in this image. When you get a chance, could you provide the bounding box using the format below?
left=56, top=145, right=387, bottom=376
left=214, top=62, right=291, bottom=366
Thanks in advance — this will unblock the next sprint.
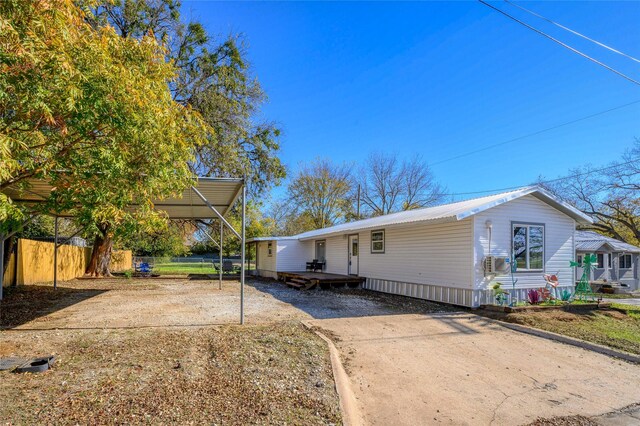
left=2, top=277, right=453, bottom=330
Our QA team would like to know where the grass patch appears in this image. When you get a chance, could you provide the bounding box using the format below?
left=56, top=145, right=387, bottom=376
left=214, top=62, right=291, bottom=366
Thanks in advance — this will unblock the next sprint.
left=0, top=322, right=341, bottom=425
left=485, top=306, right=640, bottom=355
left=153, top=262, right=218, bottom=275
left=598, top=293, right=640, bottom=299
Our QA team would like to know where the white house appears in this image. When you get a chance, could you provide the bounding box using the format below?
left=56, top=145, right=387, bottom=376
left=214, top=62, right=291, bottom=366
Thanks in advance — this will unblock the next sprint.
left=249, top=186, right=593, bottom=307
left=575, top=230, right=640, bottom=291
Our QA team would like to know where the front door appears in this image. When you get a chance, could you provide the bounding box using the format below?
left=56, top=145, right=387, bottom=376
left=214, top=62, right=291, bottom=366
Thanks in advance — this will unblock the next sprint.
left=348, top=235, right=359, bottom=276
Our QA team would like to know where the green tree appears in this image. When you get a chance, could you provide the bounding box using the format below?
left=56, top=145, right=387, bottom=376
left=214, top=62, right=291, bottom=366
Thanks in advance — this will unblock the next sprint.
left=87, top=0, right=286, bottom=193
left=80, top=0, right=286, bottom=270
left=196, top=201, right=276, bottom=257
left=125, top=222, right=192, bottom=257
left=0, top=0, right=209, bottom=276
left=286, top=158, right=354, bottom=230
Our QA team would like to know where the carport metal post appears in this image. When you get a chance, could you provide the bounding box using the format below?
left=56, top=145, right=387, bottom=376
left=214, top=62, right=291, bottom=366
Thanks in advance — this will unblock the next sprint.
left=240, top=184, right=246, bottom=325
left=219, top=220, right=223, bottom=290
left=190, top=182, right=245, bottom=325
left=53, top=216, right=58, bottom=290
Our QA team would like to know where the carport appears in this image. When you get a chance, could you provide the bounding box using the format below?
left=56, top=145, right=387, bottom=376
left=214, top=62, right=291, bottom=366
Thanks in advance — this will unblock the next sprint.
left=0, top=177, right=248, bottom=324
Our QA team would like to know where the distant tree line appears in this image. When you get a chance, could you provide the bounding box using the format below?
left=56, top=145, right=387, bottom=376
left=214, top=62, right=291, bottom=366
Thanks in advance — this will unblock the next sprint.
left=266, top=153, right=448, bottom=236
left=541, top=139, right=640, bottom=246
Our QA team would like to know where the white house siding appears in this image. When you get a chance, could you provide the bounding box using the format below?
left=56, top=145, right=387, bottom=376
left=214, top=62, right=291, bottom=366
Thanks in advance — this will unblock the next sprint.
left=275, top=239, right=313, bottom=272
left=315, top=235, right=349, bottom=275
left=315, top=218, right=477, bottom=306
left=256, top=241, right=277, bottom=279
left=473, top=194, right=576, bottom=305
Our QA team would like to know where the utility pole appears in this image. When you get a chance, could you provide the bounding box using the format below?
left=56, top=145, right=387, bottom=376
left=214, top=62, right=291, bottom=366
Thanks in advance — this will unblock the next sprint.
left=357, top=184, right=361, bottom=220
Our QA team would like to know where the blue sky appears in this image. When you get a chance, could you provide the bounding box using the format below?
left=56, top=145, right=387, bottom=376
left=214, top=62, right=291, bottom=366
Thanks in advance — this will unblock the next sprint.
left=183, top=1, right=640, bottom=201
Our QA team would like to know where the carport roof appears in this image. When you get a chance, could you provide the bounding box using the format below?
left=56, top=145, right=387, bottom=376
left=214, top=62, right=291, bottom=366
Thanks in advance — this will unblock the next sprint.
left=2, top=177, right=244, bottom=219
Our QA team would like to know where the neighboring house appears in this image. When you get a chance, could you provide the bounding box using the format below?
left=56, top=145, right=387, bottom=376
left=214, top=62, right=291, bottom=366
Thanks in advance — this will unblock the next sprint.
left=575, top=230, right=640, bottom=291
left=249, top=186, right=592, bottom=307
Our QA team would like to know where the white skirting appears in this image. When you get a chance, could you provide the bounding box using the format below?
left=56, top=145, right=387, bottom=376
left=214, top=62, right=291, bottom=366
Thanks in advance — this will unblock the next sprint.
left=364, top=278, right=575, bottom=308
left=364, top=278, right=475, bottom=307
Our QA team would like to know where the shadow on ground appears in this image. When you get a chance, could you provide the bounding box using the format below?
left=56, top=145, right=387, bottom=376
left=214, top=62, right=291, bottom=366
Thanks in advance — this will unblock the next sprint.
left=0, top=285, right=107, bottom=329
left=247, top=278, right=461, bottom=320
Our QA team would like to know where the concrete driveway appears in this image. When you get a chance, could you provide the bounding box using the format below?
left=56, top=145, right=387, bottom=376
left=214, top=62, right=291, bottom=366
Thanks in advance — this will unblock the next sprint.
left=604, top=298, right=640, bottom=306
left=309, top=312, right=640, bottom=425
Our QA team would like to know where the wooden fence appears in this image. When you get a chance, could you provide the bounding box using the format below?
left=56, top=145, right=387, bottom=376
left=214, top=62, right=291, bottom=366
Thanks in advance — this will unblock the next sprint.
left=2, top=239, right=132, bottom=286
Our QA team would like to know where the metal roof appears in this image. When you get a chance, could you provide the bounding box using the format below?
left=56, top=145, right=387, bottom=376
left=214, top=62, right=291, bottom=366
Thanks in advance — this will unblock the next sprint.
left=2, top=177, right=243, bottom=219
left=293, top=186, right=593, bottom=241
left=575, top=230, right=640, bottom=253
left=247, top=236, right=298, bottom=242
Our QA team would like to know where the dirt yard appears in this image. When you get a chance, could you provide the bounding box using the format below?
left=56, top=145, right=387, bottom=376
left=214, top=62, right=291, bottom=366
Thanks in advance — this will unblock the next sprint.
left=0, top=277, right=453, bottom=329
left=0, top=321, right=340, bottom=425
left=0, top=277, right=451, bottom=424
left=2, top=277, right=640, bottom=425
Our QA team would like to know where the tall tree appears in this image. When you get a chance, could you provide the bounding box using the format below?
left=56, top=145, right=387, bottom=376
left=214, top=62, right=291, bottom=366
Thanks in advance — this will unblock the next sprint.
left=286, top=159, right=353, bottom=229
left=541, top=139, right=640, bottom=246
left=267, top=200, right=317, bottom=236
left=356, top=153, right=446, bottom=217
left=87, top=0, right=285, bottom=193
left=79, top=0, right=285, bottom=269
left=0, top=0, right=209, bottom=276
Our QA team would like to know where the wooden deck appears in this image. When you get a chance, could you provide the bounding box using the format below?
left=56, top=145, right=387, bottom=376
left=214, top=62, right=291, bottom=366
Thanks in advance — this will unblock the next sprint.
left=277, top=271, right=365, bottom=290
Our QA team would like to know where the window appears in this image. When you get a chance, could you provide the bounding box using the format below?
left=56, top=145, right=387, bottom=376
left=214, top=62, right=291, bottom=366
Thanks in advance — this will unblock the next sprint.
left=608, top=253, right=612, bottom=269
left=267, top=242, right=273, bottom=257
left=512, top=223, right=544, bottom=271
left=620, top=254, right=632, bottom=269
left=597, top=253, right=604, bottom=269
left=371, top=230, right=385, bottom=253
left=315, top=240, right=326, bottom=262
left=577, top=255, right=583, bottom=264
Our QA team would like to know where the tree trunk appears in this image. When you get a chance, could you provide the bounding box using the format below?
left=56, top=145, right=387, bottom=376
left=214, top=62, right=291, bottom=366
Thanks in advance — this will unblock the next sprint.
left=3, top=236, right=15, bottom=275
left=85, top=223, right=114, bottom=277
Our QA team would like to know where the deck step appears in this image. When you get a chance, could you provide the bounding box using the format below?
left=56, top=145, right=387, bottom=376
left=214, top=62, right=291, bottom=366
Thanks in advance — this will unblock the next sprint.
left=289, top=278, right=309, bottom=285
left=285, top=281, right=304, bottom=289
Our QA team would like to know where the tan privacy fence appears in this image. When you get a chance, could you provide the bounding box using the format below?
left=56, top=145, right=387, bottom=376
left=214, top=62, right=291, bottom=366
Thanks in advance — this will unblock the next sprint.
left=2, top=239, right=132, bottom=286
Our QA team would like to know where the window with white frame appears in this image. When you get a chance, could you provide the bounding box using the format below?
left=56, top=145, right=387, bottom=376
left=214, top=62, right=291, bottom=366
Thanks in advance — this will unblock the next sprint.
left=620, top=254, right=632, bottom=269
left=512, top=223, right=544, bottom=271
left=608, top=253, right=612, bottom=269
left=371, top=230, right=385, bottom=253
left=597, top=253, right=605, bottom=269
left=267, top=242, right=273, bottom=257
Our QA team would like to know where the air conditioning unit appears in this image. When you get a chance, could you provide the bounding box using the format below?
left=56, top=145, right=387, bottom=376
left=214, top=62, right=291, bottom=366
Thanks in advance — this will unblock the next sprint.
left=484, top=256, right=510, bottom=275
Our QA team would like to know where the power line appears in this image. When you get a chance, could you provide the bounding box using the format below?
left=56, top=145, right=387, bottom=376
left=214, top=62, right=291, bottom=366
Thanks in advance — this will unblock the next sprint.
left=504, top=0, right=640, bottom=65
left=428, top=98, right=640, bottom=167
left=478, top=0, right=640, bottom=86
left=441, top=156, right=640, bottom=197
